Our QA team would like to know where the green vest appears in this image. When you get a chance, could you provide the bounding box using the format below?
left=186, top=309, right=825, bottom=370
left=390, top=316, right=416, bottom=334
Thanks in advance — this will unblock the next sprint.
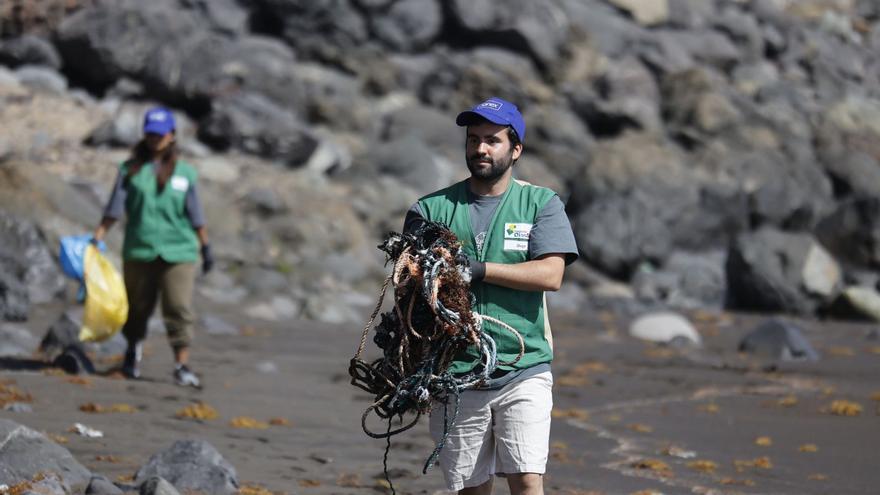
left=418, top=179, right=557, bottom=374
left=121, top=160, right=199, bottom=263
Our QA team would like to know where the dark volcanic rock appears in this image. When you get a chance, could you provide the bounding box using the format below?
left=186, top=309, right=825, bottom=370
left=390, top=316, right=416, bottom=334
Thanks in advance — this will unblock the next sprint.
left=726, top=227, right=842, bottom=315
left=0, top=34, right=62, bottom=69
left=143, top=34, right=305, bottom=111
left=134, top=440, right=238, bottom=495
left=251, top=0, right=369, bottom=66
left=815, top=197, right=880, bottom=268
left=0, top=418, right=92, bottom=491
left=54, top=0, right=201, bottom=90
left=0, top=210, right=65, bottom=311
left=738, top=319, right=819, bottom=362
left=445, top=0, right=570, bottom=69
left=369, top=0, right=442, bottom=51
left=198, top=92, right=319, bottom=166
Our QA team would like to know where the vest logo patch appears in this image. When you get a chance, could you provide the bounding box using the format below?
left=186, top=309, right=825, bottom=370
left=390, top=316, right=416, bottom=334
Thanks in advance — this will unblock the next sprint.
left=170, top=176, right=189, bottom=192
left=504, top=223, right=532, bottom=240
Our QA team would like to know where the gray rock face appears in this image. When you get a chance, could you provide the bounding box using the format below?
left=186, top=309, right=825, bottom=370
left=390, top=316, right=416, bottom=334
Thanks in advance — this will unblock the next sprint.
left=726, top=228, right=842, bottom=314
left=139, top=476, right=181, bottom=495
left=0, top=35, right=62, bottom=69
left=0, top=210, right=66, bottom=319
left=446, top=0, right=570, bottom=69
left=13, top=65, right=68, bottom=94
left=0, top=418, right=92, bottom=491
left=370, top=0, right=442, bottom=51
left=0, top=323, right=38, bottom=357
left=134, top=440, right=238, bottom=495
left=633, top=251, right=727, bottom=309
left=86, top=475, right=125, bottom=495
left=55, top=0, right=202, bottom=90
left=816, top=197, right=880, bottom=268
left=144, top=34, right=305, bottom=111
left=198, top=92, right=319, bottom=166
left=364, top=135, right=457, bottom=193
left=254, top=0, right=369, bottom=66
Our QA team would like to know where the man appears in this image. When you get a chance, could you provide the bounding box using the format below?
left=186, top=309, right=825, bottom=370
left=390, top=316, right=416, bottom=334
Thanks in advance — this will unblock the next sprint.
left=403, top=97, right=578, bottom=495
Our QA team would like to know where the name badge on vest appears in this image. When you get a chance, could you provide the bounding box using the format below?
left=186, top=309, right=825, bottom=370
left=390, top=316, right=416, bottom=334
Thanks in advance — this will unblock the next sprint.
left=503, top=223, right=531, bottom=251
left=170, top=176, right=189, bottom=192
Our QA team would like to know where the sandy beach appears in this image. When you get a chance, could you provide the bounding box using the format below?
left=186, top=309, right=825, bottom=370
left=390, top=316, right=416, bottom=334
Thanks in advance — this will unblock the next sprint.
left=2, top=294, right=879, bottom=494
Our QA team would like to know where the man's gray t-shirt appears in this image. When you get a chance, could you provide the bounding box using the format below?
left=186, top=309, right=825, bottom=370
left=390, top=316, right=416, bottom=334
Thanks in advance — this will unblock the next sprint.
left=403, top=184, right=579, bottom=389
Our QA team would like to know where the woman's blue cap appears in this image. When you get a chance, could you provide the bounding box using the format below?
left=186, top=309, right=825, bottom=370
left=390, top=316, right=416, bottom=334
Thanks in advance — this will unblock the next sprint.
left=143, top=106, right=176, bottom=135
left=455, top=97, right=525, bottom=143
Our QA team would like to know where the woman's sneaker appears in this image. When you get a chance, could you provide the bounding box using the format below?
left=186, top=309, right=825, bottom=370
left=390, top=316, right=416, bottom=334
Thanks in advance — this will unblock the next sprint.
left=173, top=364, right=201, bottom=389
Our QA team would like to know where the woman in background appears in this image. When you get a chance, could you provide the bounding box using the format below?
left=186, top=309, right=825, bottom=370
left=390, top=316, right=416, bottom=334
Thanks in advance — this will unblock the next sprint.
left=92, top=106, right=213, bottom=388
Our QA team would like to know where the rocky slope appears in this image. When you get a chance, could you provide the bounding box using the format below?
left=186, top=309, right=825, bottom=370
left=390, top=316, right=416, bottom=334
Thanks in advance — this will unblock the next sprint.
left=1, top=0, right=880, bottom=324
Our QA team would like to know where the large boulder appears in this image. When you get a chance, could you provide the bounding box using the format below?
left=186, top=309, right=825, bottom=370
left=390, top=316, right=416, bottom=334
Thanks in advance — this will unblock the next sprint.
left=198, top=92, right=320, bottom=166
left=570, top=133, right=747, bottom=278
left=559, top=0, right=646, bottom=57
left=0, top=418, right=92, bottom=491
left=251, top=0, right=369, bottom=66
left=380, top=102, right=461, bottom=159
left=567, top=55, right=662, bottom=136
left=815, top=197, right=880, bottom=268
left=0, top=323, right=38, bottom=358
left=363, top=134, right=459, bottom=194
left=54, top=0, right=202, bottom=91
left=419, top=47, right=546, bottom=116
left=632, top=250, right=727, bottom=310
left=143, top=34, right=306, bottom=111
left=726, top=227, right=843, bottom=314
left=134, top=440, right=238, bottom=495
left=523, top=104, right=594, bottom=183
left=0, top=210, right=66, bottom=310
left=738, top=319, right=819, bottom=362
left=607, top=0, right=670, bottom=26
left=368, top=0, right=443, bottom=51
left=444, top=0, right=571, bottom=69
left=0, top=35, right=62, bottom=69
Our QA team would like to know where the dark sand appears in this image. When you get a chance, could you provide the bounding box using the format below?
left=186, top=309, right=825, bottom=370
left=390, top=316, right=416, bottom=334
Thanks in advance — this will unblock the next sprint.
left=2, top=296, right=879, bottom=494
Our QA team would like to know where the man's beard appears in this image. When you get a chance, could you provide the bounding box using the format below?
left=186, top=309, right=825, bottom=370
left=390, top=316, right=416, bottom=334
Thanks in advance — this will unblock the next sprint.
left=467, top=152, right=514, bottom=182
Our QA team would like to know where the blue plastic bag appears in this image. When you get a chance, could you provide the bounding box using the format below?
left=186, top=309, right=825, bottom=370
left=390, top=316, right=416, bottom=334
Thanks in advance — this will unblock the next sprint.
left=60, top=235, right=106, bottom=282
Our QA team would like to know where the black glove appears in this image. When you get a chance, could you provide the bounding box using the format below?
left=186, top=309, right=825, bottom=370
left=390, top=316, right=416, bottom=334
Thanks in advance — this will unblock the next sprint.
left=88, top=237, right=100, bottom=246
left=201, top=244, right=214, bottom=274
left=467, top=256, right=486, bottom=283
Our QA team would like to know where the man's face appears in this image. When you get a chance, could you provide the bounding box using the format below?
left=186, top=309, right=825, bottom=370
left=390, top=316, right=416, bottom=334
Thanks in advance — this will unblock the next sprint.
left=465, top=122, right=522, bottom=182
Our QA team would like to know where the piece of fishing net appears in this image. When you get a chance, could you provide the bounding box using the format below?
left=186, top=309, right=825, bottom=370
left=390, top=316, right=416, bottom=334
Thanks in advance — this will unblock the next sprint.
left=349, top=221, right=523, bottom=484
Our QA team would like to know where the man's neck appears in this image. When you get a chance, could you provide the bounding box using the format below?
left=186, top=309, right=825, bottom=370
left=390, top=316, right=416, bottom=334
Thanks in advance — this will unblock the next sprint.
left=468, top=172, right=511, bottom=197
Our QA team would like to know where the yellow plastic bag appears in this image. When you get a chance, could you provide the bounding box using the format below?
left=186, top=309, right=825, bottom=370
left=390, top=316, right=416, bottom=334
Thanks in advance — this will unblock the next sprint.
left=80, top=245, right=128, bottom=342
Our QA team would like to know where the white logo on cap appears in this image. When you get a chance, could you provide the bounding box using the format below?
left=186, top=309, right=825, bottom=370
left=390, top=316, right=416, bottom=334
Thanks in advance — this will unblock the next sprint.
left=149, top=112, right=167, bottom=121
left=480, top=100, right=503, bottom=111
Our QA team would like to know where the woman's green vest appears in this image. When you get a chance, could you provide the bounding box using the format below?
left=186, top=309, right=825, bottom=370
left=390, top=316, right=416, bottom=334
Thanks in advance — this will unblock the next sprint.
left=418, top=178, right=557, bottom=374
left=120, top=160, right=199, bottom=263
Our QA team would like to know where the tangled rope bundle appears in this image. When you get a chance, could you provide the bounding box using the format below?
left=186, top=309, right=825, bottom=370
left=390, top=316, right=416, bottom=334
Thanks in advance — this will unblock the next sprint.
left=349, top=222, right=523, bottom=486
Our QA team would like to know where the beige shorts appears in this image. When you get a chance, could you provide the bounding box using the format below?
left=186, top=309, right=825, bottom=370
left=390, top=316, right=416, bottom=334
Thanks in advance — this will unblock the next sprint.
left=429, top=371, right=553, bottom=491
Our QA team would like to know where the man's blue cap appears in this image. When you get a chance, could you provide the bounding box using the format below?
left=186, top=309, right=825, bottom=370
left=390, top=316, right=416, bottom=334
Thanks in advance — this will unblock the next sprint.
left=455, top=97, right=525, bottom=143
left=143, top=106, right=176, bottom=135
